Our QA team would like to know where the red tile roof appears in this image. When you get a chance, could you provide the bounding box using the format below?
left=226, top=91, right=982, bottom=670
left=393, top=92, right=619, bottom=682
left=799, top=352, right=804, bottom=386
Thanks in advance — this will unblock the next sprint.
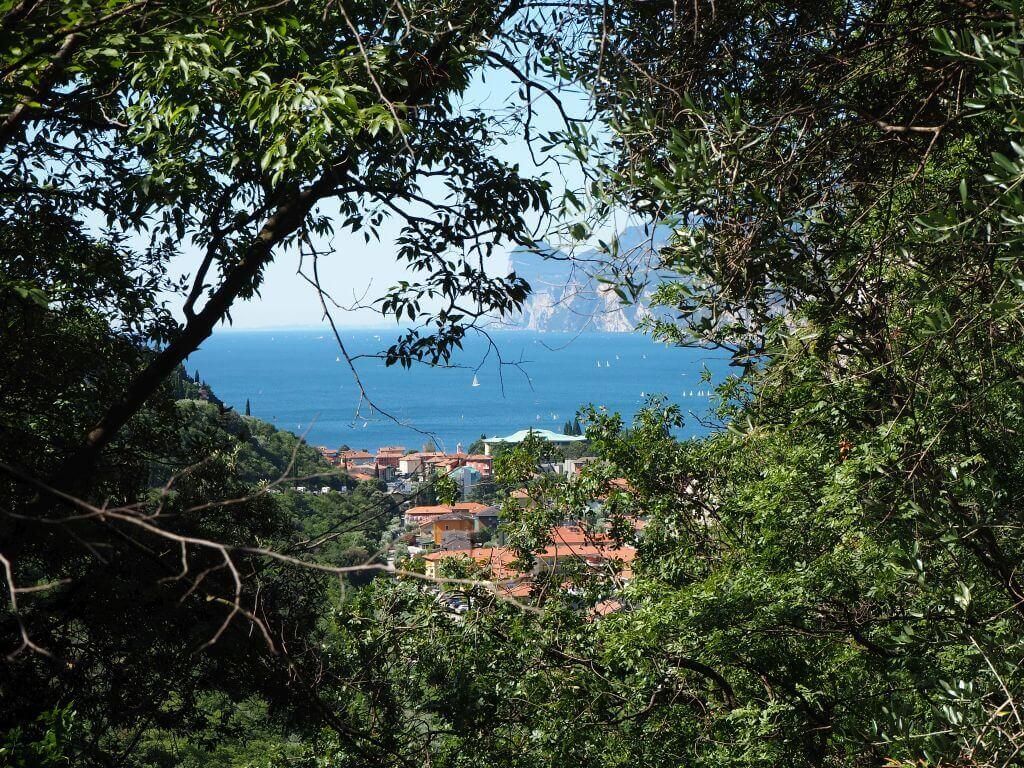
left=453, top=502, right=489, bottom=514
left=405, top=504, right=452, bottom=517
left=423, top=547, right=521, bottom=580
left=551, top=524, right=609, bottom=546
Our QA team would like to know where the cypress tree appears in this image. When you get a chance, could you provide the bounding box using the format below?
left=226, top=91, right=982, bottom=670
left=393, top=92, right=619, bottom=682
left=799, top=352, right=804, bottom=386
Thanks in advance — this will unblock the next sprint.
left=245, top=398, right=251, bottom=416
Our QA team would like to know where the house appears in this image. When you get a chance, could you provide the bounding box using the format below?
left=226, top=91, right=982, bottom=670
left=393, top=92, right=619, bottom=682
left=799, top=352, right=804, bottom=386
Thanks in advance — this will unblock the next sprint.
left=375, top=446, right=406, bottom=469
left=433, top=512, right=475, bottom=547
left=404, top=504, right=452, bottom=527
left=452, top=501, right=490, bottom=516
left=422, top=547, right=519, bottom=580
left=473, top=506, right=500, bottom=534
left=464, top=454, right=493, bottom=478
left=564, top=456, right=598, bottom=475
left=534, top=541, right=636, bottom=578
left=340, top=450, right=375, bottom=472
left=421, top=536, right=635, bottom=581
left=375, top=463, right=397, bottom=482
left=450, top=465, right=481, bottom=493
left=481, top=427, right=586, bottom=456
left=551, top=524, right=608, bottom=547
left=427, top=455, right=462, bottom=474
left=404, top=501, right=494, bottom=530
left=398, top=454, right=422, bottom=476
left=317, top=446, right=341, bottom=466
left=349, top=471, right=376, bottom=483
left=509, top=488, right=533, bottom=509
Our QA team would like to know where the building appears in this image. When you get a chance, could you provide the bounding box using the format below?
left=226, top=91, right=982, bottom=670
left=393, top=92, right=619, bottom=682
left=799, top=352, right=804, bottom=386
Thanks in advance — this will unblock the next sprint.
left=450, top=465, right=481, bottom=494
left=509, top=488, right=533, bottom=509
left=404, top=501, right=491, bottom=528
left=375, top=446, right=406, bottom=469
left=317, top=447, right=341, bottom=466
left=473, top=506, right=500, bottom=534
left=397, top=454, right=422, bottom=476
left=564, top=456, right=598, bottom=475
left=433, top=512, right=475, bottom=547
left=464, top=454, right=493, bottom=478
left=421, top=534, right=635, bottom=581
left=481, top=428, right=586, bottom=456
left=340, top=450, right=375, bottom=472
left=422, top=547, right=519, bottom=580
left=375, top=464, right=397, bottom=482
left=533, top=541, right=636, bottom=575
left=404, top=504, right=452, bottom=527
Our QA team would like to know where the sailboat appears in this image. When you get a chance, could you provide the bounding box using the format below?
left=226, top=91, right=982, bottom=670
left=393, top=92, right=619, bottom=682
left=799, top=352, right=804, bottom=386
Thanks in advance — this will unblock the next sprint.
left=471, top=374, right=480, bottom=387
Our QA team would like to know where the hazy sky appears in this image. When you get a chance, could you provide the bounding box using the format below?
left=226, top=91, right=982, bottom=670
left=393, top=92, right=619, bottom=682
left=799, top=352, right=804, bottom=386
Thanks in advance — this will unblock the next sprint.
left=165, top=69, right=596, bottom=330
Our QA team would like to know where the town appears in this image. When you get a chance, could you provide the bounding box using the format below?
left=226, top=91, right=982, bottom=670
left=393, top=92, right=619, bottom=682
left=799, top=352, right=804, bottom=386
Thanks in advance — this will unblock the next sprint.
left=315, top=427, right=641, bottom=612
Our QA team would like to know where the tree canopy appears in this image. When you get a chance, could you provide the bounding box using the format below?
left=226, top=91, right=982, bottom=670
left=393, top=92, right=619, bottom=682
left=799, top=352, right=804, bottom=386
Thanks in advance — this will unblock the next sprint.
left=6, top=1, right=1024, bottom=767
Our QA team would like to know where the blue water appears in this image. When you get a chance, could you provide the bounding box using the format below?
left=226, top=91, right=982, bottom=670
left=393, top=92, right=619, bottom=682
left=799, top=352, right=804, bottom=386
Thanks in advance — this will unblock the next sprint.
left=187, top=329, right=731, bottom=452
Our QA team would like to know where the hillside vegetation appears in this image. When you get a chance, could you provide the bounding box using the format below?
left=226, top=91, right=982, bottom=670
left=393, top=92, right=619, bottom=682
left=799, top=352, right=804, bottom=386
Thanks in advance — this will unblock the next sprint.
left=5, top=1, right=1024, bottom=767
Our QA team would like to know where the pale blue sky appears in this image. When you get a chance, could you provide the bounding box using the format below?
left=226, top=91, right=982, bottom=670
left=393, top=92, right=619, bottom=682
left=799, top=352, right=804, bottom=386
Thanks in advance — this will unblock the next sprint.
left=165, top=68, right=600, bottom=330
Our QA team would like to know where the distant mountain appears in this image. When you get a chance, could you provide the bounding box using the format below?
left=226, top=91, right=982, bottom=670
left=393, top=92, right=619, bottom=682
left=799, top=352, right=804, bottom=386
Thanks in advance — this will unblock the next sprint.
left=501, top=224, right=673, bottom=333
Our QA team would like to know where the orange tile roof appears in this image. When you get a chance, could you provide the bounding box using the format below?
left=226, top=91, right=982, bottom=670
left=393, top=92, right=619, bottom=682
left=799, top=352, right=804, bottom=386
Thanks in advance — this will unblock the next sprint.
left=453, top=502, right=489, bottom=513
left=551, top=524, right=609, bottom=546
left=406, top=502, right=491, bottom=522
left=592, top=598, right=624, bottom=617
left=535, top=542, right=636, bottom=568
left=497, top=579, right=534, bottom=598
left=405, top=504, right=452, bottom=516
left=423, top=547, right=521, bottom=580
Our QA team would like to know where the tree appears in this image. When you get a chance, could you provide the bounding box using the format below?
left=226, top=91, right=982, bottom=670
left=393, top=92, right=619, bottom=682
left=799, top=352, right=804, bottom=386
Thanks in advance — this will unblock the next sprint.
left=0, top=215, right=334, bottom=765
left=245, top=398, right=251, bottom=417
left=433, top=470, right=459, bottom=506
left=541, top=0, right=1024, bottom=764
left=1, top=4, right=566, bottom=756
left=467, top=434, right=488, bottom=455
left=2, top=0, right=552, bottom=495
left=273, top=4, right=1024, bottom=767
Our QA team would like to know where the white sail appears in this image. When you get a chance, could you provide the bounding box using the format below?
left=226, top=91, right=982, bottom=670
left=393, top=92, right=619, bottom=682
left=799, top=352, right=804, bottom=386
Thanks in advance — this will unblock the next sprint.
left=471, top=374, right=480, bottom=387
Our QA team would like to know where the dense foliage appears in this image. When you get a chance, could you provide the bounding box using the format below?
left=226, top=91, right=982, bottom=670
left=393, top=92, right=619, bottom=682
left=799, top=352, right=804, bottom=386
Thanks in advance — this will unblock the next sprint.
left=6, top=1, right=1024, bottom=767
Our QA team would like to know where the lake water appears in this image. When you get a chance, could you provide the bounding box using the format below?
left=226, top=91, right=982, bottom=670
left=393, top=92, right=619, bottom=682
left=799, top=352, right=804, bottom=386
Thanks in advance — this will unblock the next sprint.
left=187, top=329, right=731, bottom=452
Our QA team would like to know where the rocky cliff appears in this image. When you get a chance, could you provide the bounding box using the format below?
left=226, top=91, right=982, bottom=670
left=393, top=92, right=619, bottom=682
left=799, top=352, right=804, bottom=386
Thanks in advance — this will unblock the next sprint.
left=501, top=224, right=671, bottom=333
